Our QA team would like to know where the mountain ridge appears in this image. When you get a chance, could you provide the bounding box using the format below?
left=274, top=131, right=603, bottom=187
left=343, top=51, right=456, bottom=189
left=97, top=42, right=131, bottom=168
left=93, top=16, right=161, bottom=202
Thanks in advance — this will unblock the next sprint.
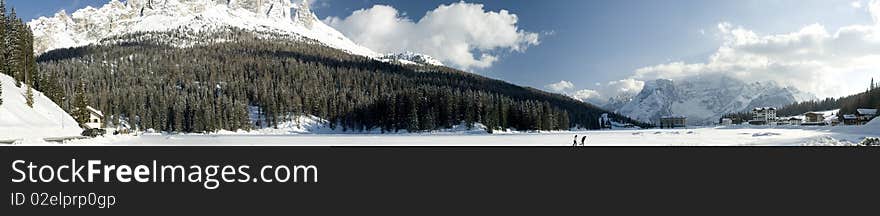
left=613, top=74, right=816, bottom=125
left=27, top=0, right=443, bottom=66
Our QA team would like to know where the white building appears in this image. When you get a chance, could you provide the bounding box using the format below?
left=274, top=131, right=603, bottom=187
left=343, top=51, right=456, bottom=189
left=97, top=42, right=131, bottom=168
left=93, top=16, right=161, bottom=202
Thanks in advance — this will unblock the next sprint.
left=84, top=106, right=104, bottom=129
left=598, top=113, right=612, bottom=129
left=750, top=107, right=777, bottom=125
left=720, top=118, right=733, bottom=126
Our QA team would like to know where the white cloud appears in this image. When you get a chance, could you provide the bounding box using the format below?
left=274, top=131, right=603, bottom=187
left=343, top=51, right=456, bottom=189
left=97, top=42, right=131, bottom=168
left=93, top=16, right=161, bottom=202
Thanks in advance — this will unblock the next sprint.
left=603, top=79, right=646, bottom=97
left=570, top=89, right=601, bottom=102
left=544, top=79, right=645, bottom=104
left=630, top=1, right=880, bottom=98
left=545, top=80, right=575, bottom=92
left=871, top=0, right=880, bottom=23
left=325, top=1, right=540, bottom=70
left=853, top=1, right=863, bottom=9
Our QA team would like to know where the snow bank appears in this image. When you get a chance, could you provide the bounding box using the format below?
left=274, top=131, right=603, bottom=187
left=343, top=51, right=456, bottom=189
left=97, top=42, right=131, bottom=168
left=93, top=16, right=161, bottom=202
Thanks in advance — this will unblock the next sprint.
left=0, top=74, right=82, bottom=143
left=865, top=117, right=880, bottom=127
left=215, top=114, right=495, bottom=135
left=829, top=117, right=880, bottom=136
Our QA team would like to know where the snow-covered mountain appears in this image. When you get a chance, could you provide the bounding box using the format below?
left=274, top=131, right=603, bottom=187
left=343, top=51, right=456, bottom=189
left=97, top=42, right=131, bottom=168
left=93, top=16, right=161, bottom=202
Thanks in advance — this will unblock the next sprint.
left=378, top=52, right=445, bottom=66
left=615, top=74, right=816, bottom=125
left=602, top=92, right=635, bottom=111
left=0, top=74, right=82, bottom=143
left=27, top=0, right=440, bottom=65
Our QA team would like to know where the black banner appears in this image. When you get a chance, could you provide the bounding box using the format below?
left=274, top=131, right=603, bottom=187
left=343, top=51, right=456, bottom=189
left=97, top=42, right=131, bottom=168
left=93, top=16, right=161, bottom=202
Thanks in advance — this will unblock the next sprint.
left=2, top=147, right=879, bottom=215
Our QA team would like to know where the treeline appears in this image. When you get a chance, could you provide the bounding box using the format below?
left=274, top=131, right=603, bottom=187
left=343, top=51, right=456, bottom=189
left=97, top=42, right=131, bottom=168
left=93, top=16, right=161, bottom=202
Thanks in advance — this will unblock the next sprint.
left=776, top=79, right=880, bottom=117
left=35, top=30, right=650, bottom=133
left=0, top=0, right=39, bottom=107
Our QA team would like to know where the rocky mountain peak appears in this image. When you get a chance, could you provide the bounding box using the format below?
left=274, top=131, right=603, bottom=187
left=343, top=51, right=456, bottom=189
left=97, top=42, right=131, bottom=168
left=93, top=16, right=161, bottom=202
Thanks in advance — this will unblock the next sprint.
left=27, top=0, right=378, bottom=56
left=27, top=0, right=448, bottom=67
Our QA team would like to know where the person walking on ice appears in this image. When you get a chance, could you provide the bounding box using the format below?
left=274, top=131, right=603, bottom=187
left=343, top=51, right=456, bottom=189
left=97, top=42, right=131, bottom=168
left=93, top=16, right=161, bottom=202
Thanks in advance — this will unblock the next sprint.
left=573, top=135, right=578, bottom=146
left=580, top=135, right=587, bottom=146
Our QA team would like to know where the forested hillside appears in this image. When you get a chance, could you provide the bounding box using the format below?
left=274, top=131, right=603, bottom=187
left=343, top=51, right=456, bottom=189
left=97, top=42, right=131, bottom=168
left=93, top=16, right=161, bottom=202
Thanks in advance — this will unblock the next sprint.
left=776, top=79, right=880, bottom=117
left=34, top=30, right=649, bottom=133
left=0, top=0, right=38, bottom=107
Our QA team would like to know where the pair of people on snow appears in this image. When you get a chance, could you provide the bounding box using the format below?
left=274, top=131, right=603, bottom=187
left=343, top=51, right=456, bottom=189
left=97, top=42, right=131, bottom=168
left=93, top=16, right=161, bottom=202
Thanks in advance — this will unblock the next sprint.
left=573, top=135, right=587, bottom=146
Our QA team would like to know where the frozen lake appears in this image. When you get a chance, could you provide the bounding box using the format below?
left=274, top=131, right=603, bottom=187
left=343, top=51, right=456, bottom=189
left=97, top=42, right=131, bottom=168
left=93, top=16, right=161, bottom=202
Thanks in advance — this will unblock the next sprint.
left=41, top=126, right=878, bottom=146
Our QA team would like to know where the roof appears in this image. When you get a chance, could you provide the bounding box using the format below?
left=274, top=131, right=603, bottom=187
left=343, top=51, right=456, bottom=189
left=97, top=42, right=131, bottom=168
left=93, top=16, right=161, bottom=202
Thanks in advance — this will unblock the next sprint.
left=805, top=112, right=825, bottom=116
left=843, top=114, right=858, bottom=120
left=857, top=109, right=877, bottom=115
left=661, top=115, right=687, bottom=119
left=753, top=107, right=777, bottom=111
left=86, top=106, right=104, bottom=118
left=788, top=117, right=802, bottom=120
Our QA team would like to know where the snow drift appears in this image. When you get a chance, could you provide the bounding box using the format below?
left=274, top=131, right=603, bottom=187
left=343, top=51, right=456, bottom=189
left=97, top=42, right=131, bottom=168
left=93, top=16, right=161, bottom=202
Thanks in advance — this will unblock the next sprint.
left=0, top=74, right=82, bottom=143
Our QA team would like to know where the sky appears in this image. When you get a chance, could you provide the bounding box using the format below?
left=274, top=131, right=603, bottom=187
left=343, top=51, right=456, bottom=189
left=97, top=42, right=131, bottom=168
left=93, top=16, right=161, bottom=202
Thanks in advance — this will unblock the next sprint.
left=6, top=0, right=880, bottom=101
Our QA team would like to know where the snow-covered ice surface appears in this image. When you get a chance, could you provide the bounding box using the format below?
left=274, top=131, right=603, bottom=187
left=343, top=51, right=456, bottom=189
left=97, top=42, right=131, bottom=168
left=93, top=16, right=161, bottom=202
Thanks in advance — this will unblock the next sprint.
left=38, top=122, right=878, bottom=146
left=0, top=74, right=82, bottom=143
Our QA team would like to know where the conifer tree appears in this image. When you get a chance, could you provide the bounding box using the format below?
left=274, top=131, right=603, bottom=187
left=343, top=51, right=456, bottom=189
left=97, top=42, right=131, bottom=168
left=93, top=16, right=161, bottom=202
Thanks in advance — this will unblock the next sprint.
left=7, top=10, right=22, bottom=83
left=72, top=81, right=90, bottom=125
left=0, top=0, right=8, bottom=78
left=25, top=85, right=33, bottom=107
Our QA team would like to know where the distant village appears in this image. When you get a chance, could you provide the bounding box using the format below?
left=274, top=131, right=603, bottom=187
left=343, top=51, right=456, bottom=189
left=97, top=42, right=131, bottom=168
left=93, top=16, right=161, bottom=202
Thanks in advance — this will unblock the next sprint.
left=652, top=107, right=878, bottom=128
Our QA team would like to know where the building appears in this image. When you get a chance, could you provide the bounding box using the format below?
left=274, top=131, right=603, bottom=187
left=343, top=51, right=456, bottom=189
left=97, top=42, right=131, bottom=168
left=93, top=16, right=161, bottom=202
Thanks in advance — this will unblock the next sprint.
left=598, top=113, right=612, bottom=129
left=803, top=112, right=826, bottom=126
left=856, top=108, right=877, bottom=124
left=843, top=114, right=859, bottom=125
left=84, top=106, right=104, bottom=129
left=660, top=116, right=687, bottom=128
left=720, top=118, right=733, bottom=126
left=749, top=107, right=777, bottom=125
left=787, top=117, right=802, bottom=126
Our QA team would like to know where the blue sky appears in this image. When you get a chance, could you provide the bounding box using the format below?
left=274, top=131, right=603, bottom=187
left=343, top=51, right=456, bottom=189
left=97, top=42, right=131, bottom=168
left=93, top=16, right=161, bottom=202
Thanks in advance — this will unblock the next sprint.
left=6, top=0, right=879, bottom=99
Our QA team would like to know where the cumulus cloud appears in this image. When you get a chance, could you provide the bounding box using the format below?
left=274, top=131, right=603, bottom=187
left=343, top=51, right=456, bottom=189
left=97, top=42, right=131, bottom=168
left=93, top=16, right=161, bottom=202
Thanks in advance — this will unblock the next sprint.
left=630, top=0, right=880, bottom=98
left=570, top=89, right=601, bottom=102
left=325, top=1, right=540, bottom=70
left=544, top=79, right=645, bottom=104
left=545, top=80, right=575, bottom=92
left=600, top=79, right=646, bottom=97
